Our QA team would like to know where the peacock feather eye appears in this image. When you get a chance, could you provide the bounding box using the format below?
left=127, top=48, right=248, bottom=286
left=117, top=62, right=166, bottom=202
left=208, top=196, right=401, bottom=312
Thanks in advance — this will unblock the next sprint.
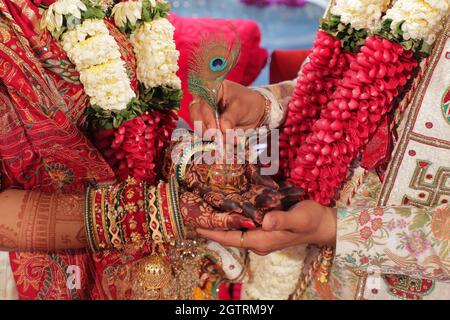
left=187, top=28, right=241, bottom=111
left=209, top=57, right=227, bottom=72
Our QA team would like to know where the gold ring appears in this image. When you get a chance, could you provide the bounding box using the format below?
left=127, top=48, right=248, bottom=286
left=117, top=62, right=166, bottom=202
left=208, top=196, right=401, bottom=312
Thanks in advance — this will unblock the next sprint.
left=240, top=231, right=245, bottom=248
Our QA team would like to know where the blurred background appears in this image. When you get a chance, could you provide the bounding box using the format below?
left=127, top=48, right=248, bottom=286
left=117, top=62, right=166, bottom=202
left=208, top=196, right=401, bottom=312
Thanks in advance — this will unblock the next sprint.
left=169, top=0, right=327, bottom=86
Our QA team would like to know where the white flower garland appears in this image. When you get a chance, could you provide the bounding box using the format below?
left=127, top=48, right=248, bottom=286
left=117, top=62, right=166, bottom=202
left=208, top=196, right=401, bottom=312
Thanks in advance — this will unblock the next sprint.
left=42, top=1, right=136, bottom=112
left=60, top=19, right=135, bottom=111
left=61, top=20, right=121, bottom=70
left=40, top=0, right=87, bottom=34
left=242, top=245, right=307, bottom=300
left=112, top=0, right=143, bottom=29
left=112, top=0, right=181, bottom=90
left=129, top=18, right=181, bottom=89
left=79, top=59, right=136, bottom=111
left=383, top=0, right=450, bottom=45
left=331, top=0, right=390, bottom=31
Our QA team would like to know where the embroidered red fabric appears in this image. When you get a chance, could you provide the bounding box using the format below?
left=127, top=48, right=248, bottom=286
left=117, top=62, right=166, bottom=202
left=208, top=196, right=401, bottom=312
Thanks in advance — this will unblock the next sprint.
left=0, top=0, right=159, bottom=300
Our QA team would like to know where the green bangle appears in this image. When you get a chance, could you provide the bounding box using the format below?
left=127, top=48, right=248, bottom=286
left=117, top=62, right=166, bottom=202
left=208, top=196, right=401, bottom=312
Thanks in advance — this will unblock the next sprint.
left=169, top=176, right=185, bottom=240
left=174, top=141, right=217, bottom=186
left=84, top=186, right=97, bottom=252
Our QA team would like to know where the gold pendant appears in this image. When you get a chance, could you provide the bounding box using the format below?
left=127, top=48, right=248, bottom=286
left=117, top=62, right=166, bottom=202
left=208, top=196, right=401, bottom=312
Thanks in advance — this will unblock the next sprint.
left=133, top=254, right=173, bottom=299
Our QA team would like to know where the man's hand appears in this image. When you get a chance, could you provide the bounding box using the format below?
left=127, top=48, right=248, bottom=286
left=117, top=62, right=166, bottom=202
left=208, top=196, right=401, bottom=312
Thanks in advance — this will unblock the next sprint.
left=190, top=80, right=266, bottom=134
left=196, top=200, right=337, bottom=255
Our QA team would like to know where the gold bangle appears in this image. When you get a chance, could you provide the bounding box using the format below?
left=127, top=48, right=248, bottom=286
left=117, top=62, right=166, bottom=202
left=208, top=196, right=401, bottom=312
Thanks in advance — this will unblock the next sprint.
left=317, top=246, right=334, bottom=284
left=168, top=176, right=186, bottom=240
left=156, top=181, right=169, bottom=242
left=100, top=188, right=112, bottom=249
left=165, top=181, right=179, bottom=242
left=255, top=91, right=271, bottom=128
left=84, top=186, right=97, bottom=251
left=107, top=184, right=124, bottom=250
left=147, top=184, right=163, bottom=244
left=91, top=188, right=101, bottom=251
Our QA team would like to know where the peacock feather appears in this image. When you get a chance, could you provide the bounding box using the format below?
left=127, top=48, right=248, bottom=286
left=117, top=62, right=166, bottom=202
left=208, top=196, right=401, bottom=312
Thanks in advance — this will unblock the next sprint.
left=187, top=28, right=241, bottom=114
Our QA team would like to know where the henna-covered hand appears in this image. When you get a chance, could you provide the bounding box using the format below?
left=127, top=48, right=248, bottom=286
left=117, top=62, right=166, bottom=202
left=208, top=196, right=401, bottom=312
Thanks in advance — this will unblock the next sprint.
left=162, top=135, right=303, bottom=226
left=185, top=163, right=304, bottom=224
left=179, top=191, right=256, bottom=230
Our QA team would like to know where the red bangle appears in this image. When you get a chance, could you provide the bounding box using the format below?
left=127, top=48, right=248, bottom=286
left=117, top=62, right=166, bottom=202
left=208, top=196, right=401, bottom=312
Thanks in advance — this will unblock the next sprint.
left=120, top=181, right=151, bottom=246
left=92, top=188, right=109, bottom=250
left=157, top=181, right=176, bottom=243
left=85, top=178, right=178, bottom=252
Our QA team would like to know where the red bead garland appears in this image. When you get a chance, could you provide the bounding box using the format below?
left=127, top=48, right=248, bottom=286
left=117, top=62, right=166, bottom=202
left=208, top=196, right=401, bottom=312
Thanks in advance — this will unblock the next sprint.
left=288, top=35, right=418, bottom=205
left=94, top=110, right=177, bottom=184
left=279, top=30, right=356, bottom=176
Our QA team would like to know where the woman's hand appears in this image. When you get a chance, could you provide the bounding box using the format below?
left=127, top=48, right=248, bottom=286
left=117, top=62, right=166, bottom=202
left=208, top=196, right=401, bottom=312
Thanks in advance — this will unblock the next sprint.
left=190, top=80, right=266, bottom=134
left=179, top=190, right=256, bottom=230
left=185, top=163, right=303, bottom=224
left=196, top=200, right=337, bottom=255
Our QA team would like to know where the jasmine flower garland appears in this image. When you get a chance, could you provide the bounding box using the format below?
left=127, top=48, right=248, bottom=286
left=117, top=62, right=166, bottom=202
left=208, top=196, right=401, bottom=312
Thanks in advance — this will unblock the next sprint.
left=112, top=0, right=182, bottom=112
left=331, top=0, right=390, bottom=31
left=40, top=0, right=106, bottom=39
left=59, top=18, right=136, bottom=111
left=129, top=18, right=181, bottom=90
left=379, top=0, right=450, bottom=53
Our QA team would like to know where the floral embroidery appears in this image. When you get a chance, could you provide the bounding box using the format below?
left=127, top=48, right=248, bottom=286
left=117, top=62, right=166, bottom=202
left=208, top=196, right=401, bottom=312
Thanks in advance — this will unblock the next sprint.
left=386, top=219, right=397, bottom=231
left=360, top=256, right=369, bottom=265
left=399, top=230, right=432, bottom=258
left=358, top=210, right=371, bottom=226
left=387, top=218, right=408, bottom=231
left=336, top=205, right=450, bottom=282
left=345, top=254, right=356, bottom=265
left=45, top=163, right=74, bottom=189
left=360, top=226, right=373, bottom=240
left=397, top=219, right=407, bottom=229
left=373, top=207, right=384, bottom=216
left=371, top=218, right=383, bottom=231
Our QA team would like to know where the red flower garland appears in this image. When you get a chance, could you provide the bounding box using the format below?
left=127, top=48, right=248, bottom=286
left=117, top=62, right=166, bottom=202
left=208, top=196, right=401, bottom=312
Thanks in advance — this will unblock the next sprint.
left=94, top=110, right=178, bottom=184
left=279, top=30, right=355, bottom=176
left=289, top=35, right=418, bottom=205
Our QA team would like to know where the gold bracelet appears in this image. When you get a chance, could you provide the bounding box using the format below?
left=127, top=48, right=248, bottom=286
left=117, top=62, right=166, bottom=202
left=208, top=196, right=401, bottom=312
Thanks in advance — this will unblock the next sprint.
left=84, top=186, right=97, bottom=252
left=165, top=181, right=179, bottom=242
left=255, top=91, right=271, bottom=128
left=107, top=184, right=124, bottom=250
left=147, top=184, right=164, bottom=244
left=91, top=188, right=102, bottom=251
left=157, top=181, right=170, bottom=243
left=100, top=187, right=111, bottom=250
left=317, top=246, right=334, bottom=283
left=168, top=176, right=186, bottom=241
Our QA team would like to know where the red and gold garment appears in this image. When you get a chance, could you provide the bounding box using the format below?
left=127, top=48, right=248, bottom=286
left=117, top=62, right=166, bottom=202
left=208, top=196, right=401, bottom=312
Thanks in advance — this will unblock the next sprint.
left=0, top=0, right=141, bottom=299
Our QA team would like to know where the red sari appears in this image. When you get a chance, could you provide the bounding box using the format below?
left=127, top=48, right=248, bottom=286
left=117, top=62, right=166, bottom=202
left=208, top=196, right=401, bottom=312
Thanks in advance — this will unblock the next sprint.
left=0, top=0, right=137, bottom=299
